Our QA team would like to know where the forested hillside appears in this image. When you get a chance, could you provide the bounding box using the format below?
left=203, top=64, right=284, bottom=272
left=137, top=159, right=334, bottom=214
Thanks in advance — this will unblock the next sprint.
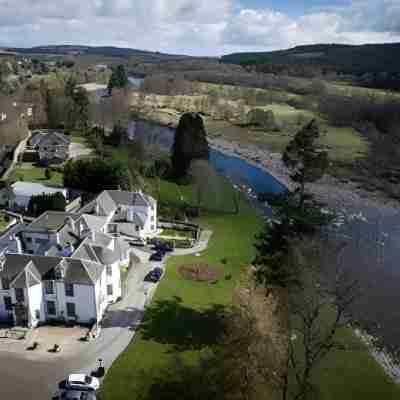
left=222, top=43, right=400, bottom=88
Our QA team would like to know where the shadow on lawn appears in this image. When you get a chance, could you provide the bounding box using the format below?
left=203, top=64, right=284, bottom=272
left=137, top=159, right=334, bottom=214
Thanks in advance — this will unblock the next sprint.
left=140, top=296, right=225, bottom=351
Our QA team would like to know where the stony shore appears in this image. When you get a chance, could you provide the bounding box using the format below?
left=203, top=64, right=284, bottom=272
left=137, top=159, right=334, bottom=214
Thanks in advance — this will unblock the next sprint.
left=208, top=136, right=399, bottom=211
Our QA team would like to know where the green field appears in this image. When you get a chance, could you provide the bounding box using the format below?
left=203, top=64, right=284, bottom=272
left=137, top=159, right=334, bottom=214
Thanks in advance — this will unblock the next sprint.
left=100, top=193, right=263, bottom=400
left=8, top=162, right=63, bottom=187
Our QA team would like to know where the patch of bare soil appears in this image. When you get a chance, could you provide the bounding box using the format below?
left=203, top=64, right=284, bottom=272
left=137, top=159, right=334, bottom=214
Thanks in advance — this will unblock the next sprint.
left=178, top=263, right=219, bottom=282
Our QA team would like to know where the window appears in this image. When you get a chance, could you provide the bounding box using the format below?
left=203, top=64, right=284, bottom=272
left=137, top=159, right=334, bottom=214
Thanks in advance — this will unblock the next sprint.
left=106, top=266, right=112, bottom=277
left=107, top=284, right=113, bottom=296
left=1, top=277, right=10, bottom=290
left=151, top=225, right=155, bottom=231
left=45, top=281, right=54, bottom=295
left=15, top=288, right=24, bottom=303
left=3, top=296, right=12, bottom=311
left=35, top=310, right=40, bottom=320
left=151, top=216, right=154, bottom=222
left=135, top=226, right=140, bottom=232
left=65, top=283, right=74, bottom=297
left=26, top=237, right=32, bottom=243
left=46, top=301, right=56, bottom=315
left=66, top=302, right=76, bottom=318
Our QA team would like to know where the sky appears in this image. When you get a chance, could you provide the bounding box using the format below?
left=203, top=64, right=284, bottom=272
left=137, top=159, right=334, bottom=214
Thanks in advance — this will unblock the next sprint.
left=0, top=0, right=399, bottom=56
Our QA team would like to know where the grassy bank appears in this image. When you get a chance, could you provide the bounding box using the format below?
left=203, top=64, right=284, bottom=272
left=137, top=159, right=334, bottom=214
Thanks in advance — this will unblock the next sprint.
left=100, top=194, right=263, bottom=399
left=289, top=310, right=400, bottom=400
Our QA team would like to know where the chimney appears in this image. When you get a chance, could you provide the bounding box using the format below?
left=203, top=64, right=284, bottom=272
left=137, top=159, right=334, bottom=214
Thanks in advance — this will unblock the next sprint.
left=10, top=235, right=22, bottom=254
left=15, top=236, right=22, bottom=254
left=65, top=217, right=75, bottom=233
left=95, top=202, right=100, bottom=215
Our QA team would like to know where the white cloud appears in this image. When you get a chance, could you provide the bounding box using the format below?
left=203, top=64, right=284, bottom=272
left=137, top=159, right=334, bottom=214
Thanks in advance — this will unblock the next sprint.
left=0, top=0, right=399, bottom=56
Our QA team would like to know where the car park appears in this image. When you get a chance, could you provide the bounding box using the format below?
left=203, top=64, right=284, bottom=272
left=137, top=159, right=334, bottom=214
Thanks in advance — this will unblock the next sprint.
left=66, top=374, right=100, bottom=392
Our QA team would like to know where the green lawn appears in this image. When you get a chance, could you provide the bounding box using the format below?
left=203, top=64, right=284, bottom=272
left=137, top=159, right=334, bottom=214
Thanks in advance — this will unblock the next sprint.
left=145, top=176, right=238, bottom=214
left=100, top=195, right=263, bottom=400
left=8, top=163, right=63, bottom=187
left=100, top=173, right=397, bottom=400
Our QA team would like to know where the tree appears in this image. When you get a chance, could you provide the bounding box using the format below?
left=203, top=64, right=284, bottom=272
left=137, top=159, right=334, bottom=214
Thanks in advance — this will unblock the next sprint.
left=45, top=168, right=52, bottom=180
left=72, top=87, right=89, bottom=130
left=171, top=113, right=210, bottom=178
left=283, top=120, right=328, bottom=207
left=64, top=76, right=77, bottom=98
left=289, top=239, right=360, bottom=400
left=108, top=65, right=128, bottom=95
left=63, top=158, right=132, bottom=193
left=104, top=124, right=127, bottom=147
left=27, top=192, right=66, bottom=217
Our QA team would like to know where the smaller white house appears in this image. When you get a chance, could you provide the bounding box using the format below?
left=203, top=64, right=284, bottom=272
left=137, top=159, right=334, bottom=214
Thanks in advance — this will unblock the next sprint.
left=0, top=182, right=67, bottom=209
left=80, top=190, right=158, bottom=239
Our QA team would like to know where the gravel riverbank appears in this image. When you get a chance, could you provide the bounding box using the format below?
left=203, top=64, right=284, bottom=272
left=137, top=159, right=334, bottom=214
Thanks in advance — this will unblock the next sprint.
left=208, top=136, right=399, bottom=210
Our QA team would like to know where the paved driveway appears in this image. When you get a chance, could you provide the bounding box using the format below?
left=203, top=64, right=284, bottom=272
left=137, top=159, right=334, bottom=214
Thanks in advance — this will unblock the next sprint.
left=0, top=256, right=160, bottom=400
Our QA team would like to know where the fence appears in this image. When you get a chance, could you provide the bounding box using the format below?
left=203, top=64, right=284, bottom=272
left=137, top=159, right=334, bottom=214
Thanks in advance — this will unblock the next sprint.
left=158, top=218, right=201, bottom=240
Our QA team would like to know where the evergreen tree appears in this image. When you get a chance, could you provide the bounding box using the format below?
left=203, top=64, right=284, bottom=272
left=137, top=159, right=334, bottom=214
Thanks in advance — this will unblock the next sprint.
left=283, top=120, right=328, bottom=207
left=108, top=65, right=128, bottom=95
left=171, top=113, right=210, bottom=178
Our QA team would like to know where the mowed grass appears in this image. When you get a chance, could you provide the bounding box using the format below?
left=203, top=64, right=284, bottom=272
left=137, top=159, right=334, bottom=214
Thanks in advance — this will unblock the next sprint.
left=100, top=192, right=263, bottom=400
left=145, top=176, right=238, bottom=213
left=9, top=162, right=63, bottom=187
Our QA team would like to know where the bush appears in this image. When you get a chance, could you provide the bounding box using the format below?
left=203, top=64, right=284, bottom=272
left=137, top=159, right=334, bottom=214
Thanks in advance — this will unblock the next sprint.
left=45, top=168, right=52, bottom=180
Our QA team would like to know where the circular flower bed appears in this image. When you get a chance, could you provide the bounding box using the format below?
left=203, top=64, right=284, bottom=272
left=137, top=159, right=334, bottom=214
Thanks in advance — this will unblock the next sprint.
left=178, top=264, right=219, bottom=283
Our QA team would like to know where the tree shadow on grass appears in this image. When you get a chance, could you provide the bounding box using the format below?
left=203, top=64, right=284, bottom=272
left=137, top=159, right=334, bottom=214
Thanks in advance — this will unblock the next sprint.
left=140, top=296, right=225, bottom=351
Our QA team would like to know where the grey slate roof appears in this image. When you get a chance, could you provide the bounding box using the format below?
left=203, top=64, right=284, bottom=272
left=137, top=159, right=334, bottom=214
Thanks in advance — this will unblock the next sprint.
left=79, top=190, right=156, bottom=219
left=29, top=131, right=70, bottom=148
left=80, top=214, right=107, bottom=232
left=27, top=212, right=80, bottom=232
left=0, top=253, right=103, bottom=286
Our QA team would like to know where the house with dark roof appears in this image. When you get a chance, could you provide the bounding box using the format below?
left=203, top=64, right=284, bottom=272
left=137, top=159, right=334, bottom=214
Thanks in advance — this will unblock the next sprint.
left=28, top=131, right=71, bottom=163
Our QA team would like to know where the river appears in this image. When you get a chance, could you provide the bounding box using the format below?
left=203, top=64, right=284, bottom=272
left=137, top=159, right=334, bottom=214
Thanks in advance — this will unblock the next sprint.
left=128, top=118, right=400, bottom=361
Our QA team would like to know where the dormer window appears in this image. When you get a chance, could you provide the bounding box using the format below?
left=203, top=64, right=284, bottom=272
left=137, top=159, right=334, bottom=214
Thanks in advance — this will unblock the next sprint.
left=55, top=266, right=64, bottom=280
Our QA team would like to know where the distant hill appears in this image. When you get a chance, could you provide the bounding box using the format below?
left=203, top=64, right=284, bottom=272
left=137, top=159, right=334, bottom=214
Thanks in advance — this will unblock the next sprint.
left=221, top=43, right=400, bottom=76
left=3, top=45, right=188, bottom=60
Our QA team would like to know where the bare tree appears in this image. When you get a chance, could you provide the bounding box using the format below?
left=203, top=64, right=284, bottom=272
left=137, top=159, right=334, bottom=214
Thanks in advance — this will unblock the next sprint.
left=289, top=239, right=360, bottom=400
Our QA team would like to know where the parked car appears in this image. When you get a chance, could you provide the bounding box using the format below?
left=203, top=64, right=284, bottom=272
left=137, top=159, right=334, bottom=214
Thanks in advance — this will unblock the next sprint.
left=60, top=390, right=97, bottom=400
left=66, top=374, right=100, bottom=392
left=154, top=242, right=174, bottom=253
left=144, top=268, right=164, bottom=283
left=149, top=252, right=165, bottom=262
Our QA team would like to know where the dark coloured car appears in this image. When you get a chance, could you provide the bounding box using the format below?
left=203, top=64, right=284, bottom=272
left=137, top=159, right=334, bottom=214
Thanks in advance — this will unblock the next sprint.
left=149, top=252, right=165, bottom=262
left=144, top=267, right=164, bottom=283
left=155, top=243, right=174, bottom=253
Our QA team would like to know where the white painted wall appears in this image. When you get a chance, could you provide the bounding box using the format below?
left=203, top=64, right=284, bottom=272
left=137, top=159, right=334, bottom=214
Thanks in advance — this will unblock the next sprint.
left=64, top=284, right=97, bottom=323
left=27, top=283, right=43, bottom=327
